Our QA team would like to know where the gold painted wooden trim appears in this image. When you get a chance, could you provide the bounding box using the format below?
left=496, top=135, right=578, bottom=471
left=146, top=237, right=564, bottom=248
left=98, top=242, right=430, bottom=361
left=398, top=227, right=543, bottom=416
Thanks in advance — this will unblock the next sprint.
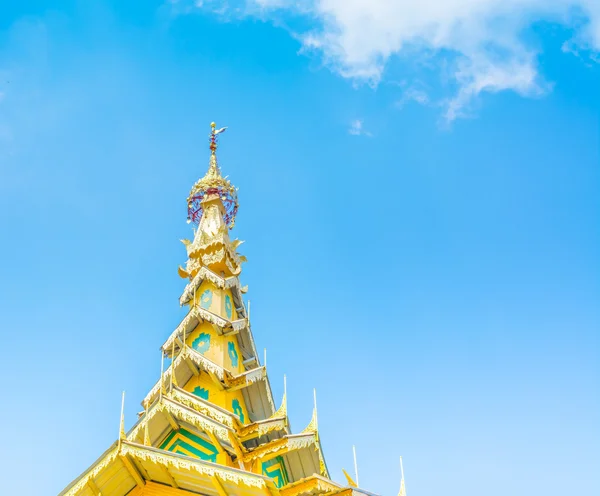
left=86, top=479, right=102, bottom=496
left=161, top=465, right=179, bottom=489
left=120, top=455, right=145, bottom=488
left=211, top=475, right=229, bottom=496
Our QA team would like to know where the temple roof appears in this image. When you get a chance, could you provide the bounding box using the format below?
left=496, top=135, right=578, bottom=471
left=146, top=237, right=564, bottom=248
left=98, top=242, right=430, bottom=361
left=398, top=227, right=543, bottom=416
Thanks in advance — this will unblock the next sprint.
left=128, top=392, right=329, bottom=486
left=162, top=305, right=250, bottom=357
left=59, top=441, right=276, bottom=496
left=132, top=388, right=288, bottom=447
left=59, top=440, right=376, bottom=496
left=178, top=266, right=247, bottom=309
left=142, top=344, right=275, bottom=422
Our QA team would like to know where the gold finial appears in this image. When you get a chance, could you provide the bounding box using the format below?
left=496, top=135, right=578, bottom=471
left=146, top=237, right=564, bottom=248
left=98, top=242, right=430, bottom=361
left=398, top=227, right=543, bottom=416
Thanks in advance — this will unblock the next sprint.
left=353, top=445, right=360, bottom=487
left=143, top=405, right=150, bottom=446
left=159, top=351, right=165, bottom=400
left=313, top=388, right=318, bottom=432
left=209, top=121, right=227, bottom=155
left=398, top=456, right=406, bottom=496
left=118, top=391, right=126, bottom=449
left=187, top=121, right=238, bottom=228
left=170, top=339, right=178, bottom=389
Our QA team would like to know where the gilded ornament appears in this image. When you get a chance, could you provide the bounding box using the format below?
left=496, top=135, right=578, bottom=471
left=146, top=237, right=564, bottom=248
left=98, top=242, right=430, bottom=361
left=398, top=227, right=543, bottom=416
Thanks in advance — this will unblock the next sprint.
left=187, top=122, right=239, bottom=228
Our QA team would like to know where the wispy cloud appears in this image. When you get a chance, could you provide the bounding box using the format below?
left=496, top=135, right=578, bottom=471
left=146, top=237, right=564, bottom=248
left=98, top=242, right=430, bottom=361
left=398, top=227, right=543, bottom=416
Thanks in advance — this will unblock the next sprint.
left=348, top=119, right=372, bottom=137
left=396, top=86, right=430, bottom=109
left=184, top=0, right=600, bottom=120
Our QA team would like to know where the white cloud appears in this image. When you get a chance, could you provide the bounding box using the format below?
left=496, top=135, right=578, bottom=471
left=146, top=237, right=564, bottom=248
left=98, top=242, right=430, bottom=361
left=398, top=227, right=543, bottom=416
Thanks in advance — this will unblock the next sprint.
left=396, top=85, right=430, bottom=108
left=186, top=0, right=600, bottom=120
left=348, top=119, right=372, bottom=136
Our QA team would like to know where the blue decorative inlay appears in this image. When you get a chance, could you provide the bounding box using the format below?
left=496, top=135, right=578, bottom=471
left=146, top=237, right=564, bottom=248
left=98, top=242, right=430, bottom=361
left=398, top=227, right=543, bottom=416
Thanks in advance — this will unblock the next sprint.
left=225, top=294, right=233, bottom=319
left=200, top=289, right=212, bottom=309
left=192, top=387, right=209, bottom=400
left=192, top=332, right=211, bottom=354
left=232, top=398, right=245, bottom=423
left=228, top=341, right=239, bottom=367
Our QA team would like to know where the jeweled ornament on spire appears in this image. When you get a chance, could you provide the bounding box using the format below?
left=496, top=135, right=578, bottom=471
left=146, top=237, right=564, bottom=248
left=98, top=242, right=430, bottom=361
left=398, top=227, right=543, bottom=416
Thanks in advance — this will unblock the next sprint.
left=187, top=122, right=239, bottom=228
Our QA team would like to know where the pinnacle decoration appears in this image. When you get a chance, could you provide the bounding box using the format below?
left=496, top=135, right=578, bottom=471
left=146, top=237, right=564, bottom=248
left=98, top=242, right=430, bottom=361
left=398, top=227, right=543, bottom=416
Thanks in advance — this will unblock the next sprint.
left=187, top=122, right=239, bottom=228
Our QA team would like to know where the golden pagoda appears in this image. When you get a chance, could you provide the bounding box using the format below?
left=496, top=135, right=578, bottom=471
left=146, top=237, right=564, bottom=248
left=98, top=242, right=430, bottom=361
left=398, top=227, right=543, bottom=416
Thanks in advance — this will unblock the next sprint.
left=59, top=123, right=388, bottom=496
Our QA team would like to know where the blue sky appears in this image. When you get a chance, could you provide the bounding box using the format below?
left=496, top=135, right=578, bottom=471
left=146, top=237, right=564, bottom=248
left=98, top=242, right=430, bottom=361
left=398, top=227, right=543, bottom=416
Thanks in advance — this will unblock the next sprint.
left=0, top=1, right=598, bottom=495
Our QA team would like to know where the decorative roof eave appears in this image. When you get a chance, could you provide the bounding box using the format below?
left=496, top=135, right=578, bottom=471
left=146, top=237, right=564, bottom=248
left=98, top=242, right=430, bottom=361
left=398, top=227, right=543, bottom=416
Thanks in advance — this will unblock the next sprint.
left=170, top=386, right=238, bottom=429
left=128, top=395, right=235, bottom=446
left=300, top=403, right=329, bottom=479
left=162, top=307, right=248, bottom=354
left=242, top=432, right=317, bottom=465
left=142, top=346, right=271, bottom=414
left=143, top=347, right=223, bottom=406
left=179, top=266, right=245, bottom=308
left=324, top=491, right=376, bottom=496
left=121, top=442, right=272, bottom=488
left=225, top=366, right=267, bottom=391
left=182, top=245, right=245, bottom=278
left=238, top=416, right=288, bottom=441
left=279, top=474, right=342, bottom=496
left=166, top=385, right=284, bottom=441
left=328, top=489, right=381, bottom=496
left=59, top=440, right=278, bottom=496
left=58, top=442, right=120, bottom=496
left=187, top=239, right=245, bottom=265
left=237, top=388, right=289, bottom=441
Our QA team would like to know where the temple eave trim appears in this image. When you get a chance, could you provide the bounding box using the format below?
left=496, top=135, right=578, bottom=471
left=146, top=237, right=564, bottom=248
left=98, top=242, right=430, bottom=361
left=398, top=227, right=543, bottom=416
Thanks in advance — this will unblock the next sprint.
left=279, top=474, right=342, bottom=496
left=179, top=266, right=246, bottom=307
left=143, top=347, right=269, bottom=408
left=162, top=308, right=249, bottom=355
left=60, top=441, right=277, bottom=496
left=129, top=395, right=235, bottom=447
left=243, top=433, right=317, bottom=464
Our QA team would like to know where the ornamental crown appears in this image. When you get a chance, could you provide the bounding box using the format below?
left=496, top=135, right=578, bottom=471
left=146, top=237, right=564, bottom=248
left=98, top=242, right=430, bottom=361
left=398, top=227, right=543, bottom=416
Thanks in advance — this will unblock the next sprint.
left=186, top=122, right=239, bottom=229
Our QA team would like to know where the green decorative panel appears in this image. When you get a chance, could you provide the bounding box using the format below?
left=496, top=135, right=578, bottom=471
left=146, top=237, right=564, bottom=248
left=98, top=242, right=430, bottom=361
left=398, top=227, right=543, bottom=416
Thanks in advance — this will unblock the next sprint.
left=192, top=332, right=211, bottom=354
left=228, top=341, right=239, bottom=367
left=160, top=428, right=218, bottom=462
left=192, top=387, right=209, bottom=400
left=262, top=456, right=289, bottom=488
left=225, top=294, right=233, bottom=319
left=232, top=398, right=245, bottom=423
left=199, top=289, right=212, bottom=309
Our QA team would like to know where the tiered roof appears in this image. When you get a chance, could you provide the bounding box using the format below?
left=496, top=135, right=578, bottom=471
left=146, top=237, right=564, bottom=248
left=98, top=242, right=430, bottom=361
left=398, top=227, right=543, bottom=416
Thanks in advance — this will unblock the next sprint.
left=59, top=123, right=381, bottom=496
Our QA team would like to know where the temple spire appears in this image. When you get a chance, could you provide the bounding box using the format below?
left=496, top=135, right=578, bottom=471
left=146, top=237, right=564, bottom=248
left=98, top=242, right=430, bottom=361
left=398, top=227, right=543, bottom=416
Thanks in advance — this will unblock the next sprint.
left=118, top=391, right=126, bottom=449
left=399, top=456, right=407, bottom=496
left=206, top=121, right=227, bottom=179
left=59, top=121, right=382, bottom=496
